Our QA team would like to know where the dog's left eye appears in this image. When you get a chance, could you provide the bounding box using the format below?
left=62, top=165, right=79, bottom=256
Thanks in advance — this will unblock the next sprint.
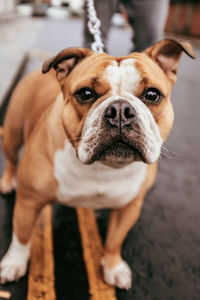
left=144, top=88, right=161, bottom=103
left=75, top=88, right=97, bottom=103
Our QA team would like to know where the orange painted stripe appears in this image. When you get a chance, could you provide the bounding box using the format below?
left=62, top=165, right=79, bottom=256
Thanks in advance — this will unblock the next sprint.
left=0, top=290, right=11, bottom=299
left=76, top=207, right=116, bottom=300
left=27, top=205, right=56, bottom=300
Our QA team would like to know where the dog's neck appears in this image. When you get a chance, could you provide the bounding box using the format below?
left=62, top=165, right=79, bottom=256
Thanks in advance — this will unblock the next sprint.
left=53, top=140, right=148, bottom=209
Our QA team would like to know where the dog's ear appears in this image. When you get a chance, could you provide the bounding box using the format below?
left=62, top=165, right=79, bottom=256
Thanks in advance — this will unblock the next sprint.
left=42, top=47, right=92, bottom=82
left=144, top=39, right=195, bottom=82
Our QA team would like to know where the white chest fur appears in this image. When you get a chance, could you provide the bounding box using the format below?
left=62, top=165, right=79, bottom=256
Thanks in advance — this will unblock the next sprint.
left=54, top=141, right=147, bottom=209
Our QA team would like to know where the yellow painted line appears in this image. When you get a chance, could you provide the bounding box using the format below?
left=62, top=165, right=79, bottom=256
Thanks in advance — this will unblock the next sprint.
left=0, top=290, right=11, bottom=299
left=27, top=205, right=56, bottom=300
left=76, top=207, right=116, bottom=300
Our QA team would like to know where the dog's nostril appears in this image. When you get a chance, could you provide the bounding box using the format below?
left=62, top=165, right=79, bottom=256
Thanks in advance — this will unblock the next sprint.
left=124, top=107, right=134, bottom=119
left=105, top=106, right=117, bottom=119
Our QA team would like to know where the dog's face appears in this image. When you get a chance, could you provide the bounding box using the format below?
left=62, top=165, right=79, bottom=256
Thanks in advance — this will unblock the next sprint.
left=43, top=40, right=194, bottom=168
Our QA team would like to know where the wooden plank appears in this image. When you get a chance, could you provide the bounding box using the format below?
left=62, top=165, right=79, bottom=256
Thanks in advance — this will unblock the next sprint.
left=27, top=205, right=56, bottom=300
left=76, top=207, right=116, bottom=300
left=0, top=290, right=11, bottom=299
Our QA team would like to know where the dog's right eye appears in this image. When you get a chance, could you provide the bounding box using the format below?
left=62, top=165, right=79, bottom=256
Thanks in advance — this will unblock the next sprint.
left=75, top=87, right=97, bottom=103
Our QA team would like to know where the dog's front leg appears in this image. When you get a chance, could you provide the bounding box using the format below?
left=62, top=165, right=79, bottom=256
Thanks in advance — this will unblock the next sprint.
left=101, top=194, right=145, bottom=290
left=101, top=164, right=158, bottom=290
left=0, top=191, right=44, bottom=284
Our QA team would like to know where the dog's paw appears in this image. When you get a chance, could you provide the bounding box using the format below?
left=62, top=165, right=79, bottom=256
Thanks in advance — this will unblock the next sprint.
left=0, top=254, right=27, bottom=284
left=101, top=258, right=132, bottom=290
left=0, top=176, right=17, bottom=194
left=0, top=234, right=30, bottom=284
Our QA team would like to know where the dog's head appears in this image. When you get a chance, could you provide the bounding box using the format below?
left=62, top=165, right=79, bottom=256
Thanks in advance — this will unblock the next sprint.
left=43, top=39, right=194, bottom=168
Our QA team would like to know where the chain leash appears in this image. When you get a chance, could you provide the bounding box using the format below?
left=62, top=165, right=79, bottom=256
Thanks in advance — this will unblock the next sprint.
left=86, top=0, right=105, bottom=53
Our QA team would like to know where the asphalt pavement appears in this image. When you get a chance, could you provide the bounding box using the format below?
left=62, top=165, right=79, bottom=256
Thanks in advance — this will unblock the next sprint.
left=0, top=15, right=200, bottom=300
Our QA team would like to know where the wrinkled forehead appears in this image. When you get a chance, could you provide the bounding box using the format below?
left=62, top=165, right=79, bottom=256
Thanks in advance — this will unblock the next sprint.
left=68, top=52, right=169, bottom=96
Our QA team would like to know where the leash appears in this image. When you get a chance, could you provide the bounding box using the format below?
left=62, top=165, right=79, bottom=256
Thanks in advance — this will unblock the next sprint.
left=86, top=0, right=105, bottom=53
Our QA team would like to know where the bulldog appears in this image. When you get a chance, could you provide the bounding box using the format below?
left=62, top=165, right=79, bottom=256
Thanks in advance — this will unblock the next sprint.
left=0, top=39, right=194, bottom=289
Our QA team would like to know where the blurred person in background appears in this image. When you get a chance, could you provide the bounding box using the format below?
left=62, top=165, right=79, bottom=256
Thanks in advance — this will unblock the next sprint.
left=83, top=0, right=169, bottom=52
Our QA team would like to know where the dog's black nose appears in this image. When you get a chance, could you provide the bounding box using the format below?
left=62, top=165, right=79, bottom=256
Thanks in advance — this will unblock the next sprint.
left=104, top=100, right=135, bottom=129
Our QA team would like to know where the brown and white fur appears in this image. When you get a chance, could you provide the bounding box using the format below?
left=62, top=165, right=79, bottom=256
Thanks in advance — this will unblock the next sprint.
left=0, top=40, right=194, bottom=289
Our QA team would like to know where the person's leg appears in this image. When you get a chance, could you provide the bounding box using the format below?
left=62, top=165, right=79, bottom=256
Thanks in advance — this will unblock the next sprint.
left=83, top=0, right=120, bottom=50
left=123, top=0, right=169, bottom=52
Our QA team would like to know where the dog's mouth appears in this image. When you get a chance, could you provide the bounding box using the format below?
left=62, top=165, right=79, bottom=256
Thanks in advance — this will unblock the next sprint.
left=84, top=138, right=145, bottom=167
left=99, top=140, right=142, bottom=160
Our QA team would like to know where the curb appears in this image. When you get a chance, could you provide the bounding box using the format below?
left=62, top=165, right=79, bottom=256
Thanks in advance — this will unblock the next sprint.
left=0, top=46, right=28, bottom=110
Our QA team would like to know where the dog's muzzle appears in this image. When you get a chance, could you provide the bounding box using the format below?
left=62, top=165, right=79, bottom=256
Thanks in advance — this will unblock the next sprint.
left=77, top=97, right=162, bottom=167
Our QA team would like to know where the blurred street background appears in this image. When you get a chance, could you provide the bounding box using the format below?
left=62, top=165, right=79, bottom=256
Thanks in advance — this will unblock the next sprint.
left=0, top=0, right=200, bottom=299
left=0, top=0, right=200, bottom=105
